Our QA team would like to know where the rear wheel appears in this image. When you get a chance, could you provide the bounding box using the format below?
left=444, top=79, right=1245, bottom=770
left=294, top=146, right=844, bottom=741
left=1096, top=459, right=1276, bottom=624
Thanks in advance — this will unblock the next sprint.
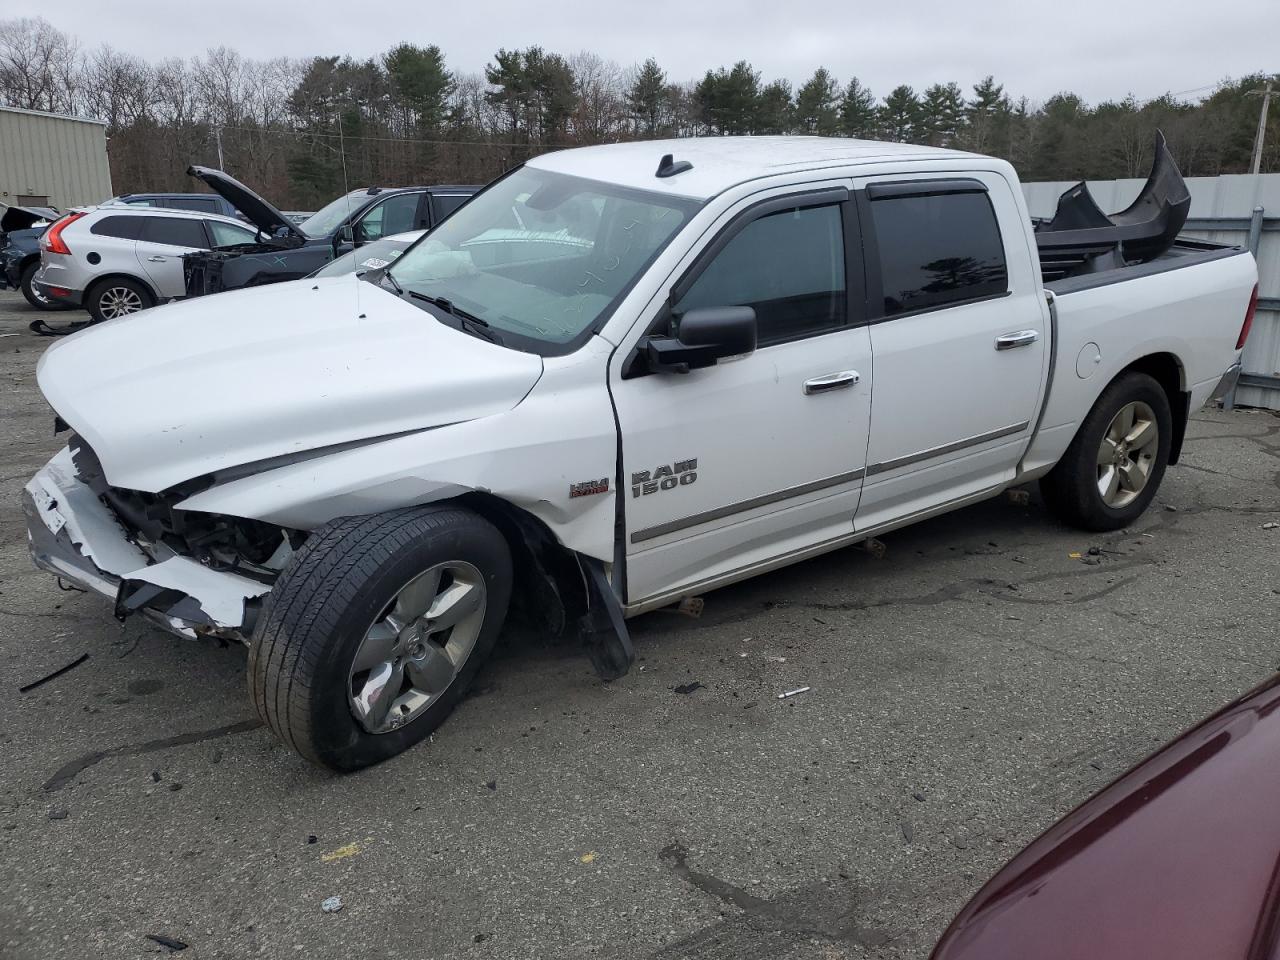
left=249, top=506, right=512, bottom=771
left=20, top=261, right=73, bottom=311
left=86, top=277, right=153, bottom=323
left=1040, top=371, right=1172, bottom=531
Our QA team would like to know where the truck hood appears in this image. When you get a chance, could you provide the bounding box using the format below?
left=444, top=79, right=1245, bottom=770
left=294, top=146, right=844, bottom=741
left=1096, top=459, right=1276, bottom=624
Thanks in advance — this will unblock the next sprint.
left=187, top=165, right=305, bottom=243
left=931, top=673, right=1280, bottom=960
left=37, top=275, right=543, bottom=492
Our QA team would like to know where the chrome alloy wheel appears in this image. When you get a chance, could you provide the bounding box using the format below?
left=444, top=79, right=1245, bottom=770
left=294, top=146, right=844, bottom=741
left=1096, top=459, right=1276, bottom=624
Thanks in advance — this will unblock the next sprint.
left=348, top=561, right=487, bottom=734
left=98, top=285, right=144, bottom=319
left=1097, top=400, right=1159, bottom=508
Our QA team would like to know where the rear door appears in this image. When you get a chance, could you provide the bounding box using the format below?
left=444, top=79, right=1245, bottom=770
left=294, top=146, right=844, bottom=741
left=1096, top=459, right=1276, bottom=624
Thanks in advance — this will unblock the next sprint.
left=135, top=216, right=211, bottom=298
left=611, top=185, right=874, bottom=607
left=854, top=173, right=1049, bottom=529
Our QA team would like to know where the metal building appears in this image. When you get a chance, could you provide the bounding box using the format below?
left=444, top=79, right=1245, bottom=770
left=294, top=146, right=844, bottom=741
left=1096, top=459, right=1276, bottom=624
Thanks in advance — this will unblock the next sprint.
left=0, top=105, right=112, bottom=210
left=1025, top=174, right=1280, bottom=411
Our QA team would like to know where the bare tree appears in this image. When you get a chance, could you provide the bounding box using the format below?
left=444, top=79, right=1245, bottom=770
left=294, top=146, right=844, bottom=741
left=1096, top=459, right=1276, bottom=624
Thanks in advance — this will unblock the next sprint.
left=0, top=17, right=80, bottom=112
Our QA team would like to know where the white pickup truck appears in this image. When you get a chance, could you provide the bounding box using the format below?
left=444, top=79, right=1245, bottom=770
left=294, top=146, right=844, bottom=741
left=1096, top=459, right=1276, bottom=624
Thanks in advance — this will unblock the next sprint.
left=24, top=135, right=1258, bottom=769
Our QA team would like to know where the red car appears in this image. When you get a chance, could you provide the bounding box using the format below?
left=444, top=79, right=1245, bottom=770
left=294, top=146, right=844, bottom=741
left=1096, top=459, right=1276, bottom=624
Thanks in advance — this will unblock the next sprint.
left=933, top=674, right=1280, bottom=959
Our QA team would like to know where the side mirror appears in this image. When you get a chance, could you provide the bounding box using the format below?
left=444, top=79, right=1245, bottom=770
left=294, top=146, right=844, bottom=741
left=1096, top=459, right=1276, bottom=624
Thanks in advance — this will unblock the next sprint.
left=645, top=306, right=757, bottom=373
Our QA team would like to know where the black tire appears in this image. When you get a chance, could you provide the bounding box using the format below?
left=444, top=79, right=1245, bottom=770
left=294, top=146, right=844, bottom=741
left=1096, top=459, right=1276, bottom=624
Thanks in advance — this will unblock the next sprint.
left=85, top=276, right=154, bottom=323
left=249, top=506, right=512, bottom=771
left=1040, top=371, right=1173, bottom=531
left=20, top=261, right=73, bottom=311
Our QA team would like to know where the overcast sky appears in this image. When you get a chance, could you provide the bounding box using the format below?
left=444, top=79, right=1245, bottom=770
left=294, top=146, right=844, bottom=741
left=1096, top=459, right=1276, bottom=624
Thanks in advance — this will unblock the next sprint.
left=10, top=0, right=1278, bottom=104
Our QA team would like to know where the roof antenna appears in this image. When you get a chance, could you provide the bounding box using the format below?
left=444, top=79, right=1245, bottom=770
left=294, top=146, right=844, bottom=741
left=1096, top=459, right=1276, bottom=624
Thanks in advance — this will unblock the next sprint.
left=656, top=153, right=693, bottom=178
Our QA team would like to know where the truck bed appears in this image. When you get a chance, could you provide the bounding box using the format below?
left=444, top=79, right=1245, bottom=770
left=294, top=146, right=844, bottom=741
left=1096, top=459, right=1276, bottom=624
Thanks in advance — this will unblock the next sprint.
left=1043, top=238, right=1248, bottom=297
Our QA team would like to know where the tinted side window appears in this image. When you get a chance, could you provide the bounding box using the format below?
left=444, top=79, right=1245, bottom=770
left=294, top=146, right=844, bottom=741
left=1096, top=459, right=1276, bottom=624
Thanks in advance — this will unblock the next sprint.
left=167, top=197, right=218, bottom=213
left=869, top=191, right=1007, bottom=317
left=676, top=203, right=845, bottom=346
left=432, top=194, right=471, bottom=222
left=141, top=217, right=209, bottom=249
left=90, top=216, right=143, bottom=240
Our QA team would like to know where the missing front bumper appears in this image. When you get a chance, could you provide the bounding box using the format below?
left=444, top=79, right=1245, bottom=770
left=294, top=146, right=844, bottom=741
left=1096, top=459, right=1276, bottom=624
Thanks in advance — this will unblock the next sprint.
left=23, top=448, right=271, bottom=641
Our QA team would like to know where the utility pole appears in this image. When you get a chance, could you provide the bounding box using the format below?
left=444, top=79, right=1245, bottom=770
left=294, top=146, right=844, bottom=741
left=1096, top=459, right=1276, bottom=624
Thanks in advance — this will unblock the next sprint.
left=214, top=125, right=225, bottom=170
left=1248, top=80, right=1274, bottom=175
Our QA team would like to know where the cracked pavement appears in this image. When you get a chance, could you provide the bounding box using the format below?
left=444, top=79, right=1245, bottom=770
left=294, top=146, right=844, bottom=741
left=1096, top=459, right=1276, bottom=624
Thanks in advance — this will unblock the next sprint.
left=1, top=288, right=1278, bottom=959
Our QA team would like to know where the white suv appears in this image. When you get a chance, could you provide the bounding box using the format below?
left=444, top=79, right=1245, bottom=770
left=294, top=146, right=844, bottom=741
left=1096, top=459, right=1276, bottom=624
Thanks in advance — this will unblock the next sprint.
left=35, top=206, right=258, bottom=322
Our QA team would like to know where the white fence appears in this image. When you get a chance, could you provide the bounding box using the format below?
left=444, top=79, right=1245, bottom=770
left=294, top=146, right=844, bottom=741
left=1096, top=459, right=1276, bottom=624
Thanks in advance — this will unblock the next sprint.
left=1023, top=173, right=1280, bottom=411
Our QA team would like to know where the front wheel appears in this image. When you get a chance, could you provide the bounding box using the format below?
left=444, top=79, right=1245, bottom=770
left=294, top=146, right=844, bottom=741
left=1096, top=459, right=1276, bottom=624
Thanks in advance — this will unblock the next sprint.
left=249, top=506, right=512, bottom=771
left=1040, top=371, right=1172, bottom=531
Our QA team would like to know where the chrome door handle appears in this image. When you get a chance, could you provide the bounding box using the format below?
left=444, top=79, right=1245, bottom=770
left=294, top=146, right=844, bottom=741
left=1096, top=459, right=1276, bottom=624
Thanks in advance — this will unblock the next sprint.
left=147, top=256, right=167, bottom=262
left=996, top=330, right=1039, bottom=350
left=804, top=370, right=860, bottom=395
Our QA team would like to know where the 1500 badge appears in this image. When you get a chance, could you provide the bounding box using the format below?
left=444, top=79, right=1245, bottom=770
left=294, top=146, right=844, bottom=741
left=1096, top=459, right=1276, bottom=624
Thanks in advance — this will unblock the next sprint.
left=632, top=459, right=697, bottom=498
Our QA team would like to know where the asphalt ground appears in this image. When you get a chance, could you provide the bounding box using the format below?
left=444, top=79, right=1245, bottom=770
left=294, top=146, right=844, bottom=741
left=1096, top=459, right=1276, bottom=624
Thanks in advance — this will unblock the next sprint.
left=1, top=287, right=1277, bottom=959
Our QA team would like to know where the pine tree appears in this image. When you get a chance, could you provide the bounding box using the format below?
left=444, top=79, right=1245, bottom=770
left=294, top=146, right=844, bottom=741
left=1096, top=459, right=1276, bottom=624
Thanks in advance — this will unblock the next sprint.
left=794, top=67, right=840, bottom=134
left=880, top=85, right=920, bottom=142
left=626, top=58, right=668, bottom=136
left=918, top=81, right=965, bottom=146
left=839, top=77, right=877, bottom=138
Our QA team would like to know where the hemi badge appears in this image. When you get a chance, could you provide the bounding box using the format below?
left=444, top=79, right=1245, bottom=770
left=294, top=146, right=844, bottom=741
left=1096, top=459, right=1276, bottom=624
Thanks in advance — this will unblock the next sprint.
left=569, top=478, right=610, bottom=498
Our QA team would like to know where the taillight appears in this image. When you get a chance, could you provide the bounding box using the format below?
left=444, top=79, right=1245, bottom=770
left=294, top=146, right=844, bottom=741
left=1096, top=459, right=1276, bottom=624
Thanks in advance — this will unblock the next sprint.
left=1237, top=283, right=1259, bottom=350
left=41, top=211, right=86, bottom=256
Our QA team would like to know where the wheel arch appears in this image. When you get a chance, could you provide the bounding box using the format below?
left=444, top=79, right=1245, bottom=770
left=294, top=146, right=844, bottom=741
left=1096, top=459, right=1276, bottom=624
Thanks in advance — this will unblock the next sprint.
left=1117, top=352, right=1188, bottom=464
left=86, top=271, right=159, bottom=305
left=450, top=491, right=590, bottom=641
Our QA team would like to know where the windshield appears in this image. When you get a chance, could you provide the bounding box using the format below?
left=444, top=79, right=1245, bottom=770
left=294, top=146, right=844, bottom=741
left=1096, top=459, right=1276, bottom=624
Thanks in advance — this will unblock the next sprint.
left=299, top=190, right=368, bottom=239
left=312, top=235, right=418, bottom=278
left=387, top=168, right=699, bottom=350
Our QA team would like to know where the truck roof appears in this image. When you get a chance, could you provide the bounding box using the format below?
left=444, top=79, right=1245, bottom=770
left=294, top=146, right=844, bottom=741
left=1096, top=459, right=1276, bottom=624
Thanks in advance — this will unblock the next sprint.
left=526, top=136, right=979, bottom=201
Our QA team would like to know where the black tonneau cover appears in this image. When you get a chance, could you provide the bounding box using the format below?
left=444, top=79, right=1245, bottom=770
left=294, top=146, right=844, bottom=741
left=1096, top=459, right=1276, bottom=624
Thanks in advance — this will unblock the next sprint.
left=1035, top=131, right=1191, bottom=283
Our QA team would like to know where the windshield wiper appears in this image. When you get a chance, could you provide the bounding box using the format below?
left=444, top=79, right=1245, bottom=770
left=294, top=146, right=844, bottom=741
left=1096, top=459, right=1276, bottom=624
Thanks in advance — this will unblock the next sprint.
left=408, top=291, right=503, bottom=344
left=379, top=271, right=403, bottom=295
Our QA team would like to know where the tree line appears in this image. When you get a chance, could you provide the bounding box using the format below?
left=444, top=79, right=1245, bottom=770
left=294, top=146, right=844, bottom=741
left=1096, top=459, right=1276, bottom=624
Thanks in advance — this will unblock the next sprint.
left=1, top=16, right=1276, bottom=209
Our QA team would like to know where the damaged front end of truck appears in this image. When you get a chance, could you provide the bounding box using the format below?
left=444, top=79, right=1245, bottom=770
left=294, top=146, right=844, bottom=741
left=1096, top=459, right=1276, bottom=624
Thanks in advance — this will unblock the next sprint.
left=24, top=437, right=289, bottom=641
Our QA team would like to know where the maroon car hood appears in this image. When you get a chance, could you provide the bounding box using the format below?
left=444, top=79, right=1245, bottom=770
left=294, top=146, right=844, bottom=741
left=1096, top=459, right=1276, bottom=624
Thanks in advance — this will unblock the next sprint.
left=932, top=675, right=1280, bottom=960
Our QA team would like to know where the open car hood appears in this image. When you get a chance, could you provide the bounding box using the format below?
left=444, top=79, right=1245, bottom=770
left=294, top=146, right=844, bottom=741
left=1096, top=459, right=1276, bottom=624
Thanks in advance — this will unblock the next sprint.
left=37, top=275, right=543, bottom=492
left=186, top=165, right=306, bottom=242
left=931, top=674, right=1280, bottom=960
left=1, top=204, right=58, bottom=233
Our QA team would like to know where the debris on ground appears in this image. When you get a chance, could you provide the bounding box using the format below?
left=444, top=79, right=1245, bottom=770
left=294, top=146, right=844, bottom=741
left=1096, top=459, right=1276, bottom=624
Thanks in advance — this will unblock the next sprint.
left=18, top=653, right=89, bottom=693
left=320, top=896, right=344, bottom=914
left=579, top=851, right=597, bottom=864
left=912, top=792, right=927, bottom=802
left=144, top=933, right=188, bottom=952
left=673, top=681, right=704, bottom=695
left=1263, top=522, right=1279, bottom=530
left=857, top=537, right=887, bottom=559
left=1164, top=504, right=1179, bottom=512
left=485, top=779, right=497, bottom=791
left=320, top=842, right=360, bottom=863
left=777, top=686, right=811, bottom=700
left=1087, top=545, right=1101, bottom=556
left=307, top=835, right=318, bottom=845
left=764, top=655, right=787, bottom=663
left=48, top=807, right=69, bottom=821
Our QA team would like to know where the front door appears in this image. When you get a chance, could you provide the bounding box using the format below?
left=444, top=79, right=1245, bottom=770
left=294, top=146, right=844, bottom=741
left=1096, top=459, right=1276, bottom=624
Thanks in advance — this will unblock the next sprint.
left=135, top=215, right=211, bottom=298
left=853, top=173, right=1050, bottom=530
left=611, top=186, right=873, bottom=607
